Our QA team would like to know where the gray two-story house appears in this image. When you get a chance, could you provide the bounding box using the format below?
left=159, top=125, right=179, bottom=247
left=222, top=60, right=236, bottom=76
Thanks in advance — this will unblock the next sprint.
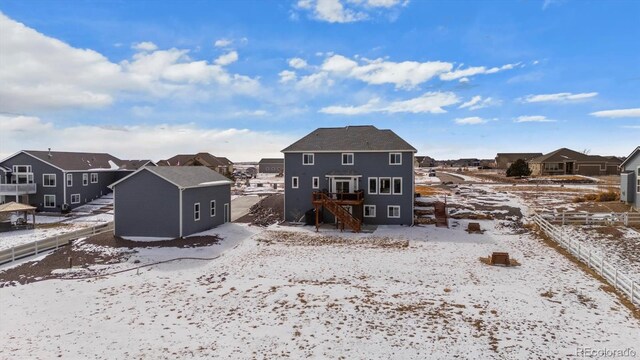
left=281, top=126, right=417, bottom=231
left=620, top=146, right=640, bottom=210
left=0, top=150, right=143, bottom=211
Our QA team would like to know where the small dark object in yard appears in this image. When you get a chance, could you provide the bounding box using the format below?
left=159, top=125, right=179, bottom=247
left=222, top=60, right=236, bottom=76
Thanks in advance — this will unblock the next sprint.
left=134, top=260, right=140, bottom=264
left=466, top=222, right=483, bottom=233
left=490, top=252, right=510, bottom=266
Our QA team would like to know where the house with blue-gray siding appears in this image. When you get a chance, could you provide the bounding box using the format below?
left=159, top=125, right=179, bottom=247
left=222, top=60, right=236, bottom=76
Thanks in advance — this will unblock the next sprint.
left=109, top=166, right=232, bottom=238
left=0, top=150, right=149, bottom=211
left=620, top=146, right=640, bottom=210
left=281, top=125, right=416, bottom=231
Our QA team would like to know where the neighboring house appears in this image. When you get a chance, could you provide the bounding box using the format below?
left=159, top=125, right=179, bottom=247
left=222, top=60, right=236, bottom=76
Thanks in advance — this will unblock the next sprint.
left=158, top=153, right=233, bottom=175
left=245, top=167, right=257, bottom=177
left=258, top=158, right=284, bottom=174
left=528, top=148, right=622, bottom=176
left=453, top=158, right=480, bottom=168
left=118, top=160, right=155, bottom=171
left=281, top=125, right=416, bottom=230
left=109, top=166, right=232, bottom=238
left=495, top=153, right=543, bottom=170
left=0, top=150, right=135, bottom=211
left=620, top=146, right=640, bottom=210
left=415, top=156, right=436, bottom=168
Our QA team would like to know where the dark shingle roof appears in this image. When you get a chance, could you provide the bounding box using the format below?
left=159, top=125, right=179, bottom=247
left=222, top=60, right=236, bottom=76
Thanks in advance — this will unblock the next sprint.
left=158, top=154, right=196, bottom=166
left=258, top=158, right=284, bottom=164
left=118, top=160, right=154, bottom=170
left=159, top=153, right=231, bottom=168
left=23, top=150, right=123, bottom=171
left=281, top=126, right=416, bottom=153
left=144, top=166, right=232, bottom=188
left=496, top=153, right=543, bottom=161
left=529, top=148, right=622, bottom=164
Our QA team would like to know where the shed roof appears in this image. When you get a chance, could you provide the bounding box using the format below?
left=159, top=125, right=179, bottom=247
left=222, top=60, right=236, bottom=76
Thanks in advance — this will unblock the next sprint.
left=110, top=166, right=232, bottom=190
left=281, top=125, right=417, bottom=153
left=258, top=158, right=284, bottom=164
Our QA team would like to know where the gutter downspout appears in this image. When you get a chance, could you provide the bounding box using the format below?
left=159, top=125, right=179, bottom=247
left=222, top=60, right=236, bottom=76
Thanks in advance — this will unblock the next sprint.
left=63, top=171, right=67, bottom=209
left=179, top=187, right=184, bottom=238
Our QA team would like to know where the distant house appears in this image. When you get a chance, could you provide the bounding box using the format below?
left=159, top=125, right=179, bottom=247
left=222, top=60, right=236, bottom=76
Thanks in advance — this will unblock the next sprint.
left=528, top=148, right=622, bottom=176
left=281, top=125, right=416, bottom=230
left=158, top=153, right=233, bottom=175
left=452, top=158, right=480, bottom=168
left=109, top=166, right=232, bottom=238
left=620, top=146, right=640, bottom=210
left=258, top=158, right=284, bottom=174
left=415, top=156, right=436, bottom=168
left=495, top=153, right=543, bottom=169
left=245, top=167, right=257, bottom=177
left=0, top=150, right=136, bottom=211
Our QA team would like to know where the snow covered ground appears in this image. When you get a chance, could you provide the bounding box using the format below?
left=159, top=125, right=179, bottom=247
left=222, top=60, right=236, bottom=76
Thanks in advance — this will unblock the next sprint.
left=0, top=195, right=114, bottom=251
left=2, top=217, right=639, bottom=358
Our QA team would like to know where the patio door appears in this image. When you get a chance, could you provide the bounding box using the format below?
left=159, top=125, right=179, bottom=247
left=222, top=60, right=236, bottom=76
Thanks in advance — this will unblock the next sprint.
left=335, top=180, right=351, bottom=193
left=329, top=177, right=358, bottom=193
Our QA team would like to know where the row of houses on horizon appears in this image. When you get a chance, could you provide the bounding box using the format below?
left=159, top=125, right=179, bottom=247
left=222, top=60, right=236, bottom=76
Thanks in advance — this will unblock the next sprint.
left=0, top=126, right=637, bottom=239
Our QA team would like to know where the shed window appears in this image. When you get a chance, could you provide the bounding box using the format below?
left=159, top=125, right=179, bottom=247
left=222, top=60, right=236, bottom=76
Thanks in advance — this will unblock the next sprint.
left=210, top=200, right=216, bottom=217
left=194, top=203, right=201, bottom=221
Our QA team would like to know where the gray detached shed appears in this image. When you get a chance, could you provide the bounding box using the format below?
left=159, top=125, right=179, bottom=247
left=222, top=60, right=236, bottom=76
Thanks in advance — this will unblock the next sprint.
left=109, top=166, right=232, bottom=238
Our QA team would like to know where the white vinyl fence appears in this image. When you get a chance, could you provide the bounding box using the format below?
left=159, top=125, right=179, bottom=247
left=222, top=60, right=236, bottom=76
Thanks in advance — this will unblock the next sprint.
left=0, top=222, right=114, bottom=265
left=532, top=213, right=639, bottom=307
left=544, top=211, right=640, bottom=226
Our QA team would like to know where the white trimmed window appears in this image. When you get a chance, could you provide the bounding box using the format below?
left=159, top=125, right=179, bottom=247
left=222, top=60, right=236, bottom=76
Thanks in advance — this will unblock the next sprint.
left=368, top=178, right=378, bottom=194
left=387, top=205, right=400, bottom=218
left=82, top=173, right=88, bottom=186
left=90, top=173, right=98, bottom=183
left=389, top=153, right=402, bottom=165
left=194, top=203, right=201, bottom=221
left=342, top=153, right=354, bottom=165
left=302, top=153, right=314, bottom=165
left=70, top=194, right=81, bottom=204
left=210, top=200, right=216, bottom=217
left=392, top=177, right=402, bottom=195
left=312, top=177, right=319, bottom=189
left=292, top=176, right=299, bottom=189
left=44, top=195, right=56, bottom=208
left=66, top=173, right=73, bottom=187
left=379, top=177, right=391, bottom=194
left=43, top=174, right=56, bottom=187
left=364, top=205, right=376, bottom=218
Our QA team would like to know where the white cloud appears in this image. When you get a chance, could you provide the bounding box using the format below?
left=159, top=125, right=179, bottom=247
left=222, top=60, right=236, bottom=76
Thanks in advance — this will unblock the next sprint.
left=279, top=70, right=297, bottom=83
left=590, top=108, right=640, bottom=118
left=214, top=39, right=232, bottom=47
left=439, top=63, right=520, bottom=81
left=214, top=51, right=239, bottom=66
left=521, top=92, right=598, bottom=103
left=321, top=54, right=452, bottom=89
left=454, top=117, right=488, bottom=125
left=288, top=57, right=308, bottom=69
left=132, top=41, right=158, bottom=52
left=295, top=72, right=335, bottom=91
left=0, top=13, right=261, bottom=113
left=294, top=0, right=406, bottom=23
left=458, top=96, right=501, bottom=110
left=514, top=115, right=556, bottom=123
left=230, top=109, right=270, bottom=117
left=320, top=92, right=459, bottom=115
left=0, top=115, right=295, bottom=162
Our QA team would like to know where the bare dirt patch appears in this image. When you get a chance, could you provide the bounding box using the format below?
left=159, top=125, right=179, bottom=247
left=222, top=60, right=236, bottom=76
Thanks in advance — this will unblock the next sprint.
left=0, top=232, right=221, bottom=286
left=256, top=230, right=409, bottom=249
left=235, top=194, right=284, bottom=226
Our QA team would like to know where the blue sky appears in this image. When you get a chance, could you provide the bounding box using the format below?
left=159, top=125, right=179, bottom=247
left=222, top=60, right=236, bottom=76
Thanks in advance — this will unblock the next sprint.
left=0, top=0, right=638, bottom=161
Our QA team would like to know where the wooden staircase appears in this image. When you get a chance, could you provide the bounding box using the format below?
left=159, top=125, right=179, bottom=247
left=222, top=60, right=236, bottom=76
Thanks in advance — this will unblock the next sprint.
left=434, top=201, right=448, bottom=228
left=315, top=192, right=362, bottom=233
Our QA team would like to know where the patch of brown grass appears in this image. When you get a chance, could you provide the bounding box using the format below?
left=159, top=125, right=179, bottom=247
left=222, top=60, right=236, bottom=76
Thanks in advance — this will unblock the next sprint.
left=415, top=185, right=449, bottom=196
left=573, top=190, right=620, bottom=203
left=478, top=257, right=521, bottom=266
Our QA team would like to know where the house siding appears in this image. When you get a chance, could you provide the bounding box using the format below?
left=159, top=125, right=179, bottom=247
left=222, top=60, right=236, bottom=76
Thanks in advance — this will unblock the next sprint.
left=259, top=162, right=284, bottom=173
left=621, top=152, right=640, bottom=209
left=0, top=153, right=64, bottom=210
left=113, top=170, right=181, bottom=238
left=65, top=171, right=123, bottom=208
left=181, top=184, right=231, bottom=236
left=284, top=152, right=414, bottom=225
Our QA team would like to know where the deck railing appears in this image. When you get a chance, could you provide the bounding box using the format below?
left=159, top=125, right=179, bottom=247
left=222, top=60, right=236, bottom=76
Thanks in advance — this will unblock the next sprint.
left=0, top=183, right=37, bottom=195
left=312, top=190, right=364, bottom=203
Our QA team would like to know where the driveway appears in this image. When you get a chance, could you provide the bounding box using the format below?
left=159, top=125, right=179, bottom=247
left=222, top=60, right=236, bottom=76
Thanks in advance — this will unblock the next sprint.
left=231, top=195, right=261, bottom=221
